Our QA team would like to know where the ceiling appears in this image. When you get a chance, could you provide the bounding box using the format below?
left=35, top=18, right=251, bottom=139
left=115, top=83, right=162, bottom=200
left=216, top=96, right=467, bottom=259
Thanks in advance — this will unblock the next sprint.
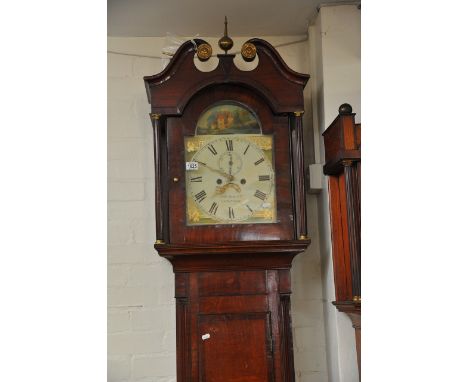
left=108, top=0, right=357, bottom=37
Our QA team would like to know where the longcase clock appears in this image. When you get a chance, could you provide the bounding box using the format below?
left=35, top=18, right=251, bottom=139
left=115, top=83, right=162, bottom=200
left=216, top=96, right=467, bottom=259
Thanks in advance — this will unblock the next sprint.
left=323, top=103, right=361, bottom=377
left=144, top=27, right=310, bottom=381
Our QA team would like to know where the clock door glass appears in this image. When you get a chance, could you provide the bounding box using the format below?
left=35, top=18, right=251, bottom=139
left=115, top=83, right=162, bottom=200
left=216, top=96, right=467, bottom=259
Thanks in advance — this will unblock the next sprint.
left=184, top=102, right=277, bottom=226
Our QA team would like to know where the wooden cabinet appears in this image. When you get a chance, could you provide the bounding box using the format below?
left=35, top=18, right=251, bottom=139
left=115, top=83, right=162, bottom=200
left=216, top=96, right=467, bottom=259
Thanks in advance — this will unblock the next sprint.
left=323, top=104, right=361, bottom=376
left=176, top=270, right=293, bottom=382
left=144, top=37, right=310, bottom=381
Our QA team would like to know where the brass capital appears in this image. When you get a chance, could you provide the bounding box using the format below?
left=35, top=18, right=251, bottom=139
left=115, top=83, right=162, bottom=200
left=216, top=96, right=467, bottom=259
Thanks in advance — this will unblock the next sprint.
left=150, top=113, right=161, bottom=120
left=352, top=295, right=361, bottom=302
left=294, top=111, right=304, bottom=117
left=342, top=159, right=354, bottom=167
left=155, top=239, right=165, bottom=245
left=299, top=234, right=309, bottom=240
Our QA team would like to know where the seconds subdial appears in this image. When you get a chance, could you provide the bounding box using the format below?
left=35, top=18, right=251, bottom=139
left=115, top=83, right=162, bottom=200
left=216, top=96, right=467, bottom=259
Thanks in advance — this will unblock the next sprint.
left=218, top=151, right=243, bottom=177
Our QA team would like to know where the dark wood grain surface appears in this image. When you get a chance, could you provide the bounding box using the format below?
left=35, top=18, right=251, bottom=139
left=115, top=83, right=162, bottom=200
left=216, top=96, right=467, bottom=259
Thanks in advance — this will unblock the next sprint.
left=323, top=106, right=361, bottom=378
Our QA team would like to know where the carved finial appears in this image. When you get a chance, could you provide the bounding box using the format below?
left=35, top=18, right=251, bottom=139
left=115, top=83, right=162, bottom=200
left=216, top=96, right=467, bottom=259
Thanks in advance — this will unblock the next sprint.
left=218, top=16, right=234, bottom=54
left=338, top=103, right=353, bottom=115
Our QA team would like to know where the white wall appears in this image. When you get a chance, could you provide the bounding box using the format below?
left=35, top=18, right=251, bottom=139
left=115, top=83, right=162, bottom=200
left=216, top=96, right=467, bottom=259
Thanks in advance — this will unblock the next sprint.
left=107, top=42, right=177, bottom=381
left=108, top=35, right=329, bottom=382
left=308, top=5, right=361, bottom=382
left=319, top=5, right=361, bottom=126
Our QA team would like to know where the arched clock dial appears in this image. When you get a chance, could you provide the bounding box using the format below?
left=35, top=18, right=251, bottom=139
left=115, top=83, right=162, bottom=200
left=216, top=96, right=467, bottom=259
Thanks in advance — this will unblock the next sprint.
left=185, top=135, right=276, bottom=225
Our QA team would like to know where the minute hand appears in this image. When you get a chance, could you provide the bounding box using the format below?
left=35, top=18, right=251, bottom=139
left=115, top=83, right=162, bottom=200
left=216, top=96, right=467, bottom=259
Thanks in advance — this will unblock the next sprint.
left=197, top=161, right=234, bottom=181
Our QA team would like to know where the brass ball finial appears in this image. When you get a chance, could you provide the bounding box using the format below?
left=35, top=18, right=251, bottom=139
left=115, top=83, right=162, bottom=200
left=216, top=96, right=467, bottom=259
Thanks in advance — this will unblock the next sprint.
left=218, top=16, right=234, bottom=54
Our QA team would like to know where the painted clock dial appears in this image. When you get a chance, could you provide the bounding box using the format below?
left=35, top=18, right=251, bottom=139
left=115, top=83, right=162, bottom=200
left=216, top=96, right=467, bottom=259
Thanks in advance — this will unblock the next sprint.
left=185, top=134, right=277, bottom=226
left=183, top=100, right=278, bottom=226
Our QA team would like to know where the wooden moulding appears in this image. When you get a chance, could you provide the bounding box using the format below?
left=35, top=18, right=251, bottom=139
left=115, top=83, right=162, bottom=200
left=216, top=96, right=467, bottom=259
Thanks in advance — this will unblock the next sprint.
left=155, top=240, right=310, bottom=272
left=154, top=239, right=310, bottom=255
left=144, top=38, right=309, bottom=115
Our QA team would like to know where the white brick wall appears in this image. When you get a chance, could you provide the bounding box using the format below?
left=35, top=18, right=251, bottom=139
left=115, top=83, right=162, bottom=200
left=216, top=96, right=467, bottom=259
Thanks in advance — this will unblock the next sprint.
left=108, top=36, right=328, bottom=382
left=291, top=195, right=329, bottom=382
left=108, top=47, right=176, bottom=382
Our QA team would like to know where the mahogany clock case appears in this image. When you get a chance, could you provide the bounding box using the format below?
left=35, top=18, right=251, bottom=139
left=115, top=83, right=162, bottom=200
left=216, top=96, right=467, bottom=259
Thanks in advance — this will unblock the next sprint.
left=144, top=38, right=311, bottom=382
left=167, top=83, right=294, bottom=244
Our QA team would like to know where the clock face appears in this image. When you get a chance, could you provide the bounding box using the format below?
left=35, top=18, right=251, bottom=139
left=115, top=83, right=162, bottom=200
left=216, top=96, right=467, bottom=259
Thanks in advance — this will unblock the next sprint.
left=185, top=134, right=277, bottom=225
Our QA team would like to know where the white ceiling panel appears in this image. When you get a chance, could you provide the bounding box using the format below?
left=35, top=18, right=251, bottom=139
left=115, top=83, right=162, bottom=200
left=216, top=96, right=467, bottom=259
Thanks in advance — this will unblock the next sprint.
left=108, top=0, right=357, bottom=37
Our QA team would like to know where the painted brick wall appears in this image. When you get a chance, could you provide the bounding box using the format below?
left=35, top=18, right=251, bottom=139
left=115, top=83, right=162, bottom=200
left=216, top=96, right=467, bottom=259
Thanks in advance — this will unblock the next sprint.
left=108, top=50, right=177, bottom=382
left=108, top=36, right=328, bottom=382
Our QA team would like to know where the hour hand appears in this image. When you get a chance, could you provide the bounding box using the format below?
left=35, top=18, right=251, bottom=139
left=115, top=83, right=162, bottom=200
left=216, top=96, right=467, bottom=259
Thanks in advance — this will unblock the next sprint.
left=215, top=182, right=241, bottom=195
left=197, top=161, right=234, bottom=181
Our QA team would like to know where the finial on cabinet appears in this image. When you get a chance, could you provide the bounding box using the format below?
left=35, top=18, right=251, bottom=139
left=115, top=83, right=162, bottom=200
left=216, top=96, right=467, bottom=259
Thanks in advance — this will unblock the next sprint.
left=218, top=16, right=234, bottom=54
left=338, top=103, right=353, bottom=115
